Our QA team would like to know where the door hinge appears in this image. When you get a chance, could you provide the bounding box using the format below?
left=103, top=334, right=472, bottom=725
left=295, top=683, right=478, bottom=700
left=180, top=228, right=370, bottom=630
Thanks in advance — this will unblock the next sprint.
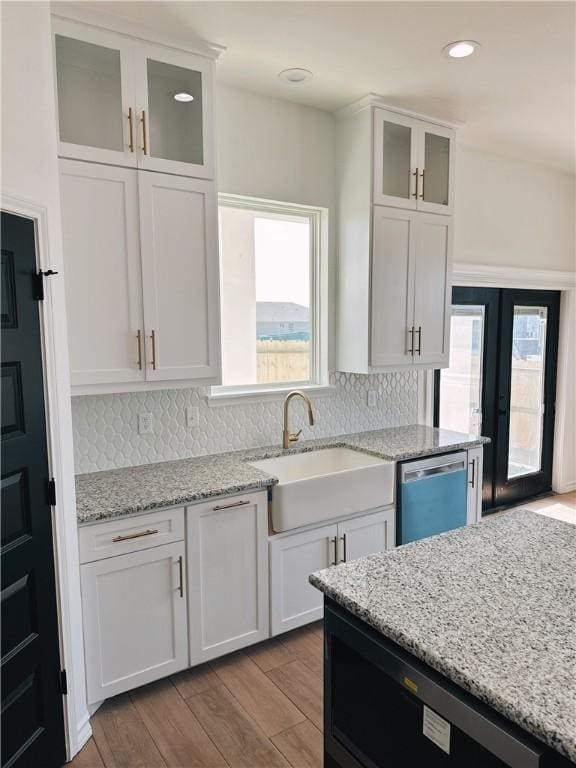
left=33, top=269, right=59, bottom=301
left=47, top=478, right=57, bottom=506
left=60, top=669, right=68, bottom=696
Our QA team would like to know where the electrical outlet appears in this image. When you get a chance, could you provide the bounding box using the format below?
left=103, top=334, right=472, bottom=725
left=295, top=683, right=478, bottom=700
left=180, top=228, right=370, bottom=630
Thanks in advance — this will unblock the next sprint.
left=186, top=406, right=200, bottom=429
left=138, top=412, right=153, bottom=435
left=367, top=390, right=377, bottom=408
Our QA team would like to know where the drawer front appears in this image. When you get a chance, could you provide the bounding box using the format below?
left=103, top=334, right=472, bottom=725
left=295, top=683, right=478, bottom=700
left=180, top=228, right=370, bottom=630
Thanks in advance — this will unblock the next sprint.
left=79, top=507, right=185, bottom=563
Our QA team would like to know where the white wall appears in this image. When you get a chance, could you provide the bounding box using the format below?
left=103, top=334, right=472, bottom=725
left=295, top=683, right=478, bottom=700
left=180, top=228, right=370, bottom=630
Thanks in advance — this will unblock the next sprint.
left=1, top=1, right=89, bottom=757
left=455, top=144, right=575, bottom=271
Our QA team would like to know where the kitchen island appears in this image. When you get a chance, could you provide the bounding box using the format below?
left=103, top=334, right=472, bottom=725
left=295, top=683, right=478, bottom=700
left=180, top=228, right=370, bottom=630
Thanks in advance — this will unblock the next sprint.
left=310, top=510, right=576, bottom=767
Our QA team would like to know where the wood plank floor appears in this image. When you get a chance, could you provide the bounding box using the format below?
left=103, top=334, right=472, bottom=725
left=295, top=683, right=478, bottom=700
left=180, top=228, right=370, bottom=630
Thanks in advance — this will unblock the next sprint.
left=70, top=492, right=576, bottom=768
left=69, top=623, right=324, bottom=768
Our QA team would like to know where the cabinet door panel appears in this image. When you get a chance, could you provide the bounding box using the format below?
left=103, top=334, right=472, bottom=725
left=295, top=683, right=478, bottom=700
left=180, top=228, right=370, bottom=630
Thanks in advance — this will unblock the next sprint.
left=417, top=121, right=455, bottom=215
left=338, top=508, right=395, bottom=563
left=134, top=42, right=214, bottom=179
left=138, top=172, right=221, bottom=382
left=270, top=524, right=338, bottom=636
left=466, top=446, right=484, bottom=524
left=413, top=215, right=452, bottom=367
left=54, top=19, right=136, bottom=168
left=373, top=109, right=418, bottom=210
left=188, top=494, right=269, bottom=663
left=370, top=207, right=415, bottom=367
left=60, top=160, right=145, bottom=385
left=81, top=542, right=188, bottom=704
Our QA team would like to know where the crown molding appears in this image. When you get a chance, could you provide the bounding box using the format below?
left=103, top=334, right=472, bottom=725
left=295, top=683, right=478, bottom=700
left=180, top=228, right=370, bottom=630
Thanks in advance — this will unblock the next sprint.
left=335, top=93, right=463, bottom=129
left=453, top=263, right=576, bottom=291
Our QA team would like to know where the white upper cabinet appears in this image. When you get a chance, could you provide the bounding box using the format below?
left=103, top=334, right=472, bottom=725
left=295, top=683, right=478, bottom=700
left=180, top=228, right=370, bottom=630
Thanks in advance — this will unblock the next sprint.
left=60, top=160, right=145, bottom=386
left=60, top=162, right=221, bottom=391
left=373, top=108, right=455, bottom=215
left=337, top=98, right=455, bottom=373
left=53, top=17, right=214, bottom=179
left=54, top=20, right=136, bottom=168
left=138, top=172, right=220, bottom=382
left=134, top=43, right=214, bottom=179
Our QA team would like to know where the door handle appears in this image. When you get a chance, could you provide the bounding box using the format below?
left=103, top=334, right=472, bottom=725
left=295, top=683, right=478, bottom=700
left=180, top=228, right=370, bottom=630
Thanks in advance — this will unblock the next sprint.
left=149, top=330, right=157, bottom=370
left=415, top=326, right=422, bottom=355
left=329, top=536, right=337, bottom=566
left=136, top=330, right=143, bottom=370
left=127, top=107, right=135, bottom=153
left=419, top=169, right=425, bottom=200
left=141, top=110, right=148, bottom=155
left=408, top=326, right=415, bottom=355
left=212, top=499, right=250, bottom=511
left=468, top=458, right=476, bottom=488
left=412, top=168, right=419, bottom=199
left=177, top=555, right=184, bottom=598
left=338, top=534, right=347, bottom=563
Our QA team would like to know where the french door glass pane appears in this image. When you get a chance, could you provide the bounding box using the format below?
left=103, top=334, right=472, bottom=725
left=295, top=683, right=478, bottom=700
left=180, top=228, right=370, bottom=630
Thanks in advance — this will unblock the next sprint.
left=55, top=35, right=124, bottom=151
left=382, top=122, right=411, bottom=199
left=439, top=306, right=484, bottom=436
left=147, top=59, right=204, bottom=165
left=507, top=306, right=547, bottom=479
left=423, top=132, right=450, bottom=206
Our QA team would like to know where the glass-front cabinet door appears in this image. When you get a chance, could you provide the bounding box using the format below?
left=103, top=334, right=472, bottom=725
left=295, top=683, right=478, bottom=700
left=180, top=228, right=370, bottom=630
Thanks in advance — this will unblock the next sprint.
left=134, top=43, right=214, bottom=179
left=418, top=121, right=455, bottom=215
left=372, top=108, right=454, bottom=214
left=54, top=19, right=137, bottom=167
left=373, top=109, right=419, bottom=210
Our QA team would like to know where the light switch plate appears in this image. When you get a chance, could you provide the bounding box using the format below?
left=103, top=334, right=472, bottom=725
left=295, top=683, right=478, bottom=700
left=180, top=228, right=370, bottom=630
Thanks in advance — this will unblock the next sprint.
left=367, top=390, right=377, bottom=407
left=138, top=413, right=153, bottom=435
left=186, top=406, right=200, bottom=429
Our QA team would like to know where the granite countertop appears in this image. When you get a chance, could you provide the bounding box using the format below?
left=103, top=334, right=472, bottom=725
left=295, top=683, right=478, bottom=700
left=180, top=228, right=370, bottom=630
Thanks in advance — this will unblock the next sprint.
left=75, top=424, right=488, bottom=524
left=310, top=510, right=576, bottom=762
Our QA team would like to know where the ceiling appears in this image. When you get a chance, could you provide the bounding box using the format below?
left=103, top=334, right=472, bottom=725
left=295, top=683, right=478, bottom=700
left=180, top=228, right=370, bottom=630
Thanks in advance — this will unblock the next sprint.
left=80, top=1, right=575, bottom=173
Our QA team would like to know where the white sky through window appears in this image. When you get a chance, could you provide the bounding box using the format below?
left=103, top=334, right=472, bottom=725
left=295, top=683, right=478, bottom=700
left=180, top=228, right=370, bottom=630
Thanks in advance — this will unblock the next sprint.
left=254, top=217, right=310, bottom=307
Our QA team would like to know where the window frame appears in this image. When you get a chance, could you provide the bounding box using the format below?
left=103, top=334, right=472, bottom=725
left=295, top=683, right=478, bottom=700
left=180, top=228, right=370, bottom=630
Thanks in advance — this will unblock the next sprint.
left=209, top=193, right=330, bottom=403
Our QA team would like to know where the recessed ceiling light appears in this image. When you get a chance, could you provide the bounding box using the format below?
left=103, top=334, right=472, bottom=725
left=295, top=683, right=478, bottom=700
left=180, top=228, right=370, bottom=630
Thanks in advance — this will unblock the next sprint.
left=443, top=40, right=481, bottom=59
left=173, top=92, right=194, bottom=102
left=278, top=68, right=313, bottom=85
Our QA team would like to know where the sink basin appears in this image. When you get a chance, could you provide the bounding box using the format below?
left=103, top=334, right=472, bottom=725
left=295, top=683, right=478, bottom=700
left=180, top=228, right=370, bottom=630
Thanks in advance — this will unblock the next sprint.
left=249, top=447, right=394, bottom=532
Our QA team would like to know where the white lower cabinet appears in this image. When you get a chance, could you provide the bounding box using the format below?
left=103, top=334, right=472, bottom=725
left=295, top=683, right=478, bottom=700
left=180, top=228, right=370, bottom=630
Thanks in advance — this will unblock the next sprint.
left=187, top=492, right=269, bottom=664
left=81, top=540, right=188, bottom=704
left=467, top=446, right=484, bottom=523
left=269, top=507, right=395, bottom=636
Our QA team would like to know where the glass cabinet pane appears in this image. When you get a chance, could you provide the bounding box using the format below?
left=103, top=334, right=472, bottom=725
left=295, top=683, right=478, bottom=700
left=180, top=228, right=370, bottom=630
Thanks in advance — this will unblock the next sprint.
left=55, top=35, right=124, bottom=151
left=381, top=122, right=412, bottom=199
left=146, top=59, right=204, bottom=165
left=507, top=306, right=547, bottom=479
left=423, top=132, right=450, bottom=206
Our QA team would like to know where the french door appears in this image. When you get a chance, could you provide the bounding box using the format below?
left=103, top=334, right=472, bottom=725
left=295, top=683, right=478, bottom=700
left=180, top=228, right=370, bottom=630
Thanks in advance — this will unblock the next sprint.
left=434, top=287, right=560, bottom=512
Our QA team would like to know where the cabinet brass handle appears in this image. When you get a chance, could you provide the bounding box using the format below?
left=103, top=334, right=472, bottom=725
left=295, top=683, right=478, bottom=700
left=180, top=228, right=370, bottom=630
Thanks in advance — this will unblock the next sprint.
left=412, top=168, right=419, bottom=199
left=212, top=499, right=250, bottom=511
left=408, top=326, right=415, bottom=355
left=141, top=110, right=148, bottom=155
left=177, top=555, right=184, bottom=598
left=416, top=326, right=422, bottom=356
left=339, top=534, right=347, bottom=563
left=469, top=458, right=476, bottom=488
left=136, top=329, right=143, bottom=370
left=419, top=169, right=425, bottom=200
left=329, top=536, right=337, bottom=566
left=127, top=107, right=135, bottom=152
left=149, top=330, right=157, bottom=370
left=112, top=528, right=159, bottom=543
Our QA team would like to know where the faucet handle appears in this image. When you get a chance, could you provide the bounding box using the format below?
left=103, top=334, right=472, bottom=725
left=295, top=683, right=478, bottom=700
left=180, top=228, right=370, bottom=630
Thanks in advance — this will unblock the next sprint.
left=290, top=429, right=303, bottom=442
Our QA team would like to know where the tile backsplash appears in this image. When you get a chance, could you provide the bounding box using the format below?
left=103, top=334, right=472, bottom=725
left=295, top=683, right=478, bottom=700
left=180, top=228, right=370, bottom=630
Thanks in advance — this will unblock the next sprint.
left=71, top=371, right=419, bottom=474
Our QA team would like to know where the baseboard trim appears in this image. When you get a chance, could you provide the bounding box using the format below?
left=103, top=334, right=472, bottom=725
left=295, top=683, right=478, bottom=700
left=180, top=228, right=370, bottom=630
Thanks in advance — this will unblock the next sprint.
left=75, top=711, right=92, bottom=755
left=553, top=480, right=576, bottom=495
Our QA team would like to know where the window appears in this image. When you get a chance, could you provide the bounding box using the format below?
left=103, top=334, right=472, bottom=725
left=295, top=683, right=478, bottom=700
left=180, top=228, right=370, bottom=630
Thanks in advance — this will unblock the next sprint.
left=213, top=195, right=327, bottom=397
